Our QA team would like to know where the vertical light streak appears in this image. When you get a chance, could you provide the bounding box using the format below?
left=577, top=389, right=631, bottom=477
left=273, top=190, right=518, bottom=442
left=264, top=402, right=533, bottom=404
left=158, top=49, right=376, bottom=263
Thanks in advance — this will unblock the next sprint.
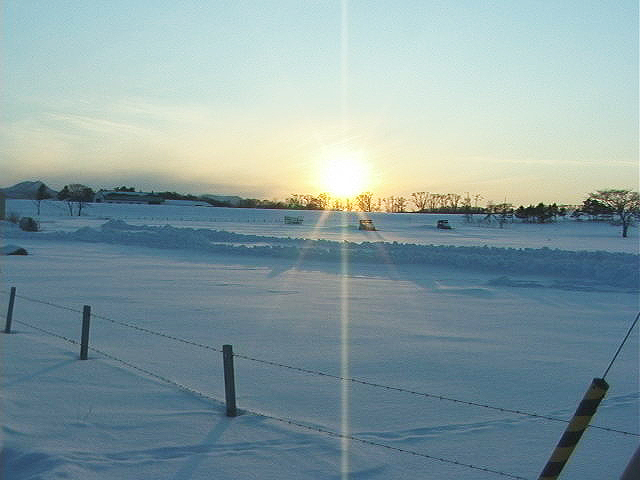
left=341, top=0, right=349, bottom=135
left=340, top=2, right=350, bottom=478
left=340, top=218, right=350, bottom=480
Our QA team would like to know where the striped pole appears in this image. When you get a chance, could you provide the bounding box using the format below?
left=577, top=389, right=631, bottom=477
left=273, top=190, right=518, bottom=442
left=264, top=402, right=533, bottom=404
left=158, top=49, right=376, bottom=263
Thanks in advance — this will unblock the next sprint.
left=538, top=377, right=609, bottom=480
left=620, top=444, right=640, bottom=480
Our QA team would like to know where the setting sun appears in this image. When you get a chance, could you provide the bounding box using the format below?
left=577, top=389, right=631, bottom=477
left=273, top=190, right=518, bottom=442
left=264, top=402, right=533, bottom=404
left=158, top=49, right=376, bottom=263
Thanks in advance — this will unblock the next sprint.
left=318, top=150, right=371, bottom=198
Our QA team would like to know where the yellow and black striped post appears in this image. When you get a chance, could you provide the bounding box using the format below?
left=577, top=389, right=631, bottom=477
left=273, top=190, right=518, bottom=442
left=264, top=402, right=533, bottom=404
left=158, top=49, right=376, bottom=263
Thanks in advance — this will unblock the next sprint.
left=620, top=444, right=640, bottom=480
left=538, top=377, right=609, bottom=480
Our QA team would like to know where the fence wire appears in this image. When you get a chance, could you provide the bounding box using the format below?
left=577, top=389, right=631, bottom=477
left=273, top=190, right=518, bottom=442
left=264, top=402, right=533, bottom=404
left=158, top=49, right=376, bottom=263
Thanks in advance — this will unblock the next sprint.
left=12, top=292, right=223, bottom=352
left=243, top=406, right=532, bottom=480
left=7, top=317, right=531, bottom=480
left=3, top=289, right=638, bottom=439
left=232, top=352, right=639, bottom=438
left=10, top=318, right=214, bottom=402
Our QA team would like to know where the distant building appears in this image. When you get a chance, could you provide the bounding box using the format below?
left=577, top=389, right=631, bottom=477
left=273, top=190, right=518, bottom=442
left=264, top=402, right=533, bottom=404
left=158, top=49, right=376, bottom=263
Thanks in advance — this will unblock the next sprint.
left=163, top=199, right=209, bottom=207
left=94, top=191, right=164, bottom=204
left=201, top=194, right=243, bottom=206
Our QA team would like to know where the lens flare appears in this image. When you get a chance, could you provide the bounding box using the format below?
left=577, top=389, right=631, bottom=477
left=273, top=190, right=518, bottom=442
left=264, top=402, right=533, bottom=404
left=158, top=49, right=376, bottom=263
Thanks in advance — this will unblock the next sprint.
left=319, top=151, right=370, bottom=198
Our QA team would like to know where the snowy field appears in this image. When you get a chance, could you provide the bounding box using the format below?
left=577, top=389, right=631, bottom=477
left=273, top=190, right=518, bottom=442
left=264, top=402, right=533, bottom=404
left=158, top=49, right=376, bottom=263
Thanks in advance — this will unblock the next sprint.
left=2, top=199, right=639, bottom=480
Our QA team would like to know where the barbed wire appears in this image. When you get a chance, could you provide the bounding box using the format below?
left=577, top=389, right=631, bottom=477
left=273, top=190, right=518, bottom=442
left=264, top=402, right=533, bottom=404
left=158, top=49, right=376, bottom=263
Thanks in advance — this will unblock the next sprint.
left=12, top=318, right=80, bottom=345
left=231, top=352, right=638, bottom=438
left=13, top=293, right=83, bottom=314
left=4, top=290, right=638, bottom=438
left=11, top=292, right=223, bottom=353
left=11, top=318, right=217, bottom=402
left=90, top=310, right=224, bottom=353
left=7, top=317, right=531, bottom=480
left=88, top=345, right=214, bottom=402
left=243, top=407, right=532, bottom=480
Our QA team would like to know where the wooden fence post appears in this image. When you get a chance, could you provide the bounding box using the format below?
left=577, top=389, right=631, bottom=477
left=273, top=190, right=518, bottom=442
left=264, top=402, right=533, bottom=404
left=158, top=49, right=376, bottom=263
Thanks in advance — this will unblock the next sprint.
left=80, top=305, right=91, bottom=360
left=223, top=344, right=237, bottom=417
left=4, top=287, right=16, bottom=333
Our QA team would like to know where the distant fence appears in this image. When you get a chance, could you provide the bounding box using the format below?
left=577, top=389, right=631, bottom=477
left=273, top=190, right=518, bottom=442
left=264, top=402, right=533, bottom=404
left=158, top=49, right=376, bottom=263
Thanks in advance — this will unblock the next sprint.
left=3, top=287, right=638, bottom=480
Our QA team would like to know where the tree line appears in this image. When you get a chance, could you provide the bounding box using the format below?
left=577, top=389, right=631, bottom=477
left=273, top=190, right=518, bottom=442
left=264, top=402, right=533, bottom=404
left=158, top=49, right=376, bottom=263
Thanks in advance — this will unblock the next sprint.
left=282, top=189, right=638, bottom=237
left=480, top=190, right=639, bottom=237
left=31, top=182, right=640, bottom=237
left=284, top=191, right=487, bottom=213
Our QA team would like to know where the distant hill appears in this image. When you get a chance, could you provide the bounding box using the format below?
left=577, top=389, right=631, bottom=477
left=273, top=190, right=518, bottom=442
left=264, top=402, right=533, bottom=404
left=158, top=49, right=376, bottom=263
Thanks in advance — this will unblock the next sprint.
left=1, top=181, right=58, bottom=199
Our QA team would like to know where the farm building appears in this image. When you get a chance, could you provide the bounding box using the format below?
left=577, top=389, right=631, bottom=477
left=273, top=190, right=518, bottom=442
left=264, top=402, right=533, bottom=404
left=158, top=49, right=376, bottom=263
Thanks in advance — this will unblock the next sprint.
left=94, top=191, right=164, bottom=204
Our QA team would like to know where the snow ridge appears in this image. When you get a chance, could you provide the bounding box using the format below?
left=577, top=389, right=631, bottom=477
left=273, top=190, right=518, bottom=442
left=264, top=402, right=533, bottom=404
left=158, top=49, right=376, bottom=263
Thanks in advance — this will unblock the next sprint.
left=7, top=219, right=639, bottom=289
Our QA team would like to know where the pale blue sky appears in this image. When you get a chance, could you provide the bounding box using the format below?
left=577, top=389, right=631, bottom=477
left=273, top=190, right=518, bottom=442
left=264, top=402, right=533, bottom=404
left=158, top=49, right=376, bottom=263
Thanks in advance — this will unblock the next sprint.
left=2, top=1, right=638, bottom=205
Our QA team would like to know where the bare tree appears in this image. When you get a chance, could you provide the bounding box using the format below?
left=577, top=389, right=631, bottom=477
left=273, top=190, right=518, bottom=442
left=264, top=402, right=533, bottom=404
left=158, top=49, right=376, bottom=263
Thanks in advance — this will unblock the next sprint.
left=425, top=193, right=437, bottom=211
left=483, top=202, right=513, bottom=228
left=494, top=203, right=513, bottom=228
left=286, top=194, right=304, bottom=209
left=411, top=192, right=429, bottom=212
left=303, top=194, right=323, bottom=209
left=447, top=193, right=462, bottom=211
left=58, top=184, right=93, bottom=216
left=393, top=196, right=408, bottom=213
left=34, top=184, right=51, bottom=216
left=70, top=184, right=93, bottom=216
left=355, top=192, right=374, bottom=212
left=383, top=196, right=395, bottom=213
left=57, top=185, right=74, bottom=215
left=435, top=193, right=447, bottom=210
left=462, top=193, right=473, bottom=223
left=586, top=189, right=640, bottom=237
left=316, top=193, right=331, bottom=210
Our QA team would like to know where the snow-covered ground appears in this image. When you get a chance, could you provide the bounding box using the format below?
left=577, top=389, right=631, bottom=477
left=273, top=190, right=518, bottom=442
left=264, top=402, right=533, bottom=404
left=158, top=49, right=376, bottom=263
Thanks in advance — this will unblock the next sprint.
left=2, top=199, right=638, bottom=480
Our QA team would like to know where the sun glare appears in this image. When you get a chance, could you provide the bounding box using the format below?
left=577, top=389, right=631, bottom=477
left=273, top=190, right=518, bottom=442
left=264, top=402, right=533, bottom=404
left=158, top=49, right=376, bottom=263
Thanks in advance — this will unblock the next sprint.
left=319, top=151, right=370, bottom=198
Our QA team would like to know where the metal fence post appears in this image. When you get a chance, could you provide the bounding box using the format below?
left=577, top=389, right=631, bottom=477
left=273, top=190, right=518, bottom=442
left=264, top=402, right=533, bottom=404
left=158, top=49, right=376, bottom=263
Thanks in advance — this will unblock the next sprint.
left=223, top=344, right=237, bottom=417
left=620, top=444, right=640, bottom=480
left=80, top=305, right=91, bottom=360
left=4, top=287, right=16, bottom=333
left=538, top=377, right=609, bottom=480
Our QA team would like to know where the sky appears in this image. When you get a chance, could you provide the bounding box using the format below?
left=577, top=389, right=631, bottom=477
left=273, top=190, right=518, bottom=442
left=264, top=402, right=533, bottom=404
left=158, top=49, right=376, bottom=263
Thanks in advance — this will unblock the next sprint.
left=2, top=1, right=638, bottom=206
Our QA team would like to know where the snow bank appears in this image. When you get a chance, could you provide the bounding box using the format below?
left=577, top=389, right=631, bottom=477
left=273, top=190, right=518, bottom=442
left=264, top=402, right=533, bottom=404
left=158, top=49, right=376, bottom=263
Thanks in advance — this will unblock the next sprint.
left=3, top=218, right=638, bottom=480
left=6, top=219, right=638, bottom=289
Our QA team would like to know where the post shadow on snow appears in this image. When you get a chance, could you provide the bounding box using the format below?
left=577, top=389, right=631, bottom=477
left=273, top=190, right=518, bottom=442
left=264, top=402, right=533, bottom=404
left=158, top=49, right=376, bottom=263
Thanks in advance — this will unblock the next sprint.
left=265, top=261, right=293, bottom=279
left=0, top=448, right=67, bottom=480
left=170, top=418, right=231, bottom=480
left=3, top=357, right=77, bottom=387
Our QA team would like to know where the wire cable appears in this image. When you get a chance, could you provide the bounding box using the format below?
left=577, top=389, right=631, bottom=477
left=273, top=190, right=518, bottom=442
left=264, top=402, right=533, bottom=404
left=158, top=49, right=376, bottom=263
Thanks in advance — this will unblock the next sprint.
left=232, top=351, right=638, bottom=438
left=603, top=311, right=640, bottom=379
left=243, top=407, right=532, bottom=480
left=12, top=292, right=223, bottom=352
left=5, top=292, right=638, bottom=437
left=8, top=318, right=532, bottom=480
